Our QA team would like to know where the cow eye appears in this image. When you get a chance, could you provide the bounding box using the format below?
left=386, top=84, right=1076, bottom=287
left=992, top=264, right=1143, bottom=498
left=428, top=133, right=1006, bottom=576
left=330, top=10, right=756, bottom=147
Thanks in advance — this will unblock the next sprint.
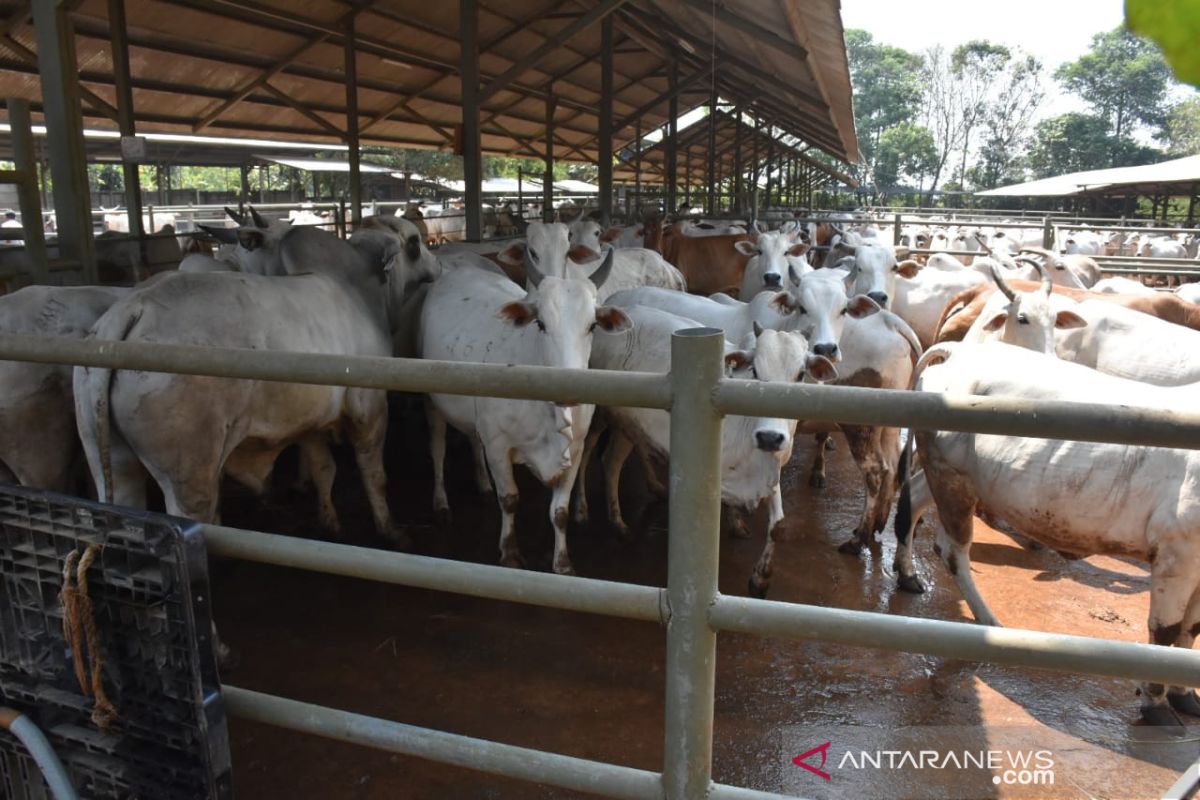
left=795, top=370, right=805, bottom=382
left=536, top=319, right=546, bottom=332
left=529, top=248, right=539, bottom=262
left=839, top=307, right=847, bottom=316
left=587, top=321, right=597, bottom=333
left=1017, top=314, right=1029, bottom=325
left=797, top=305, right=808, bottom=315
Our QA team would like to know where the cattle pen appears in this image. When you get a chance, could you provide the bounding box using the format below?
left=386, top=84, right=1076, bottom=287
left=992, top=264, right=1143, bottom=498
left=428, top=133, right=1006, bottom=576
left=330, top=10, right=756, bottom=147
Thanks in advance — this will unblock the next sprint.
left=3, top=1, right=1200, bottom=798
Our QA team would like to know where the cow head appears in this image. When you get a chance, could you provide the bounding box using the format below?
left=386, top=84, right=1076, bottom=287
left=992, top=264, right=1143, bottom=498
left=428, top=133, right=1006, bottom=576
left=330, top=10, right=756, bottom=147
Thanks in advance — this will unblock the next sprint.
left=972, top=260, right=1086, bottom=354
left=496, top=221, right=576, bottom=285
left=749, top=266, right=878, bottom=362
left=735, top=228, right=810, bottom=296
left=199, top=205, right=295, bottom=275
left=566, top=219, right=605, bottom=261
left=842, top=242, right=919, bottom=309
left=497, top=246, right=631, bottom=377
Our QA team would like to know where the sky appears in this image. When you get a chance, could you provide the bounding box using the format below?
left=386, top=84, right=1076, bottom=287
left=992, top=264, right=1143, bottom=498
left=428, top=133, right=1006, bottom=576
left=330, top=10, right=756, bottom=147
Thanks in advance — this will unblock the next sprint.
left=840, top=0, right=1128, bottom=118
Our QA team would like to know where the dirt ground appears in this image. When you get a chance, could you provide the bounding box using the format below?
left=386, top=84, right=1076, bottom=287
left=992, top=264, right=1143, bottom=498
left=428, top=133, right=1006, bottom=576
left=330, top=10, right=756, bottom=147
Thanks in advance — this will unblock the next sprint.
left=212, top=409, right=1200, bottom=800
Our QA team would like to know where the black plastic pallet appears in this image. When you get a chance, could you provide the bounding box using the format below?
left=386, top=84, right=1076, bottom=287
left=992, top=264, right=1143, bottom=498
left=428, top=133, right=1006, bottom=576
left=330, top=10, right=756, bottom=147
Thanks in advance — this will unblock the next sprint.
left=0, top=486, right=230, bottom=799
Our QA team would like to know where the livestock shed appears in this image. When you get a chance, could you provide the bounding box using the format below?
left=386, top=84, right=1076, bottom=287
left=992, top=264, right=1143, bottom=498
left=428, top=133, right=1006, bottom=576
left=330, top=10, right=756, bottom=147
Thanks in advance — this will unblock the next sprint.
left=0, top=0, right=859, bottom=283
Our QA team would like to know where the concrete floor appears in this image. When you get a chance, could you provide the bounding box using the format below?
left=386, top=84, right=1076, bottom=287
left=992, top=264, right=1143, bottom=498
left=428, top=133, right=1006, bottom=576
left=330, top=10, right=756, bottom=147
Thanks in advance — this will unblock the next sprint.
left=212, top=413, right=1199, bottom=799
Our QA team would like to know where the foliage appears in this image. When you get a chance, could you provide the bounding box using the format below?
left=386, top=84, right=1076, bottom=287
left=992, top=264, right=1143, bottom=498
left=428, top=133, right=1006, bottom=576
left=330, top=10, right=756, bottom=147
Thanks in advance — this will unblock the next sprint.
left=874, top=123, right=937, bottom=191
left=1055, top=26, right=1173, bottom=138
left=1164, top=96, right=1200, bottom=155
left=843, top=29, right=926, bottom=186
left=1026, top=112, right=1161, bottom=176
left=1126, top=0, right=1200, bottom=88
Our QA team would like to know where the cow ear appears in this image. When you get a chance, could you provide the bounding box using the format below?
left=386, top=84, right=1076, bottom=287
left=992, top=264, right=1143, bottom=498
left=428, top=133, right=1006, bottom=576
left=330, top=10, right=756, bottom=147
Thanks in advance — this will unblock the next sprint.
left=594, top=305, right=632, bottom=333
left=894, top=259, right=921, bottom=279
left=497, top=301, right=538, bottom=326
left=1054, top=309, right=1088, bottom=330
left=785, top=242, right=810, bottom=257
left=768, top=291, right=796, bottom=315
left=805, top=354, right=838, bottom=383
left=723, top=350, right=752, bottom=374
left=568, top=243, right=599, bottom=263
left=198, top=224, right=238, bottom=245
left=237, top=230, right=265, bottom=251
left=847, top=294, right=881, bottom=319
left=405, top=233, right=421, bottom=261
left=496, top=241, right=525, bottom=267
left=734, top=240, right=759, bottom=256
left=982, top=311, right=1008, bottom=332
left=601, top=227, right=622, bottom=243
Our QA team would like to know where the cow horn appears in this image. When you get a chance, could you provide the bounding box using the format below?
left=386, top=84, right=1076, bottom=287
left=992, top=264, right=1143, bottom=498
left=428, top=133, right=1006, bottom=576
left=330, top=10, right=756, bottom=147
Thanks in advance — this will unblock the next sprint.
left=225, top=206, right=245, bottom=225
left=524, top=244, right=545, bottom=288
left=753, top=321, right=765, bottom=338
left=1031, top=258, right=1053, bottom=296
left=990, top=264, right=1017, bottom=303
left=1018, top=246, right=1065, bottom=270
left=249, top=206, right=268, bottom=229
left=787, top=261, right=801, bottom=286
left=973, top=232, right=993, bottom=256
left=587, top=246, right=615, bottom=290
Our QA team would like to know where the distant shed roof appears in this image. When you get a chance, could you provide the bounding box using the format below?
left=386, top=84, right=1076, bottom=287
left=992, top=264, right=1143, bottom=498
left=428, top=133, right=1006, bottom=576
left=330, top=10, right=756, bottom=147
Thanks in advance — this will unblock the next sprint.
left=977, top=154, right=1200, bottom=198
left=257, top=155, right=395, bottom=173
left=0, top=0, right=859, bottom=167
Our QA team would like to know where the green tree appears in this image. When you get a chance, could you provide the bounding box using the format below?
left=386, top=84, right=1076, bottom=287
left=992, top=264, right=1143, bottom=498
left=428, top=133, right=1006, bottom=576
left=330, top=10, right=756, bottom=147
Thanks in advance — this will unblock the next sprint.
left=844, top=29, right=925, bottom=186
left=1055, top=27, right=1173, bottom=138
left=874, top=122, right=937, bottom=192
left=1164, top=96, right=1200, bottom=155
left=1027, top=112, right=1161, bottom=177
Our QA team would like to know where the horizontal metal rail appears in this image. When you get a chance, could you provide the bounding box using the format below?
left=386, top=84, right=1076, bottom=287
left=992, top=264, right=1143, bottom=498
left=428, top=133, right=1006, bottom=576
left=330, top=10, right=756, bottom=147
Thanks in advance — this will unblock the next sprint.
left=203, top=525, right=665, bottom=623
left=709, top=596, right=1200, bottom=688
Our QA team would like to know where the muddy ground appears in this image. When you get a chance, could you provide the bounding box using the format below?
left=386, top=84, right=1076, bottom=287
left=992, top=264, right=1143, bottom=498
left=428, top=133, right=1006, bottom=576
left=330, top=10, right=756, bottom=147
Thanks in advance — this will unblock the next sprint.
left=212, top=407, right=1199, bottom=799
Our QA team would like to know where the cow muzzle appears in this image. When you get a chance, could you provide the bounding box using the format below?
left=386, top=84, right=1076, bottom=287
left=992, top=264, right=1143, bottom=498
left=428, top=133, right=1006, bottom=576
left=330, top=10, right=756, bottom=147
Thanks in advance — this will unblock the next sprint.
left=867, top=291, right=889, bottom=308
left=762, top=272, right=783, bottom=288
left=812, top=342, right=839, bottom=361
left=754, top=430, right=787, bottom=452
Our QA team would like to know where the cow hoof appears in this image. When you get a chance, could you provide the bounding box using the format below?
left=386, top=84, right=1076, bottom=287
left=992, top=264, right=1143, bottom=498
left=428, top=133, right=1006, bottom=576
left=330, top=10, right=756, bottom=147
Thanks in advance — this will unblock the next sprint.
left=898, top=574, right=926, bottom=594
left=838, top=538, right=863, bottom=555
left=809, top=473, right=826, bottom=489
left=433, top=507, right=452, bottom=529
left=553, top=560, right=576, bottom=577
left=1140, top=703, right=1185, bottom=728
left=748, top=575, right=769, bottom=599
left=729, top=522, right=752, bottom=540
left=612, top=522, right=635, bottom=543
left=824, top=437, right=837, bottom=451
left=500, top=551, right=525, bottom=569
left=1168, top=690, right=1200, bottom=717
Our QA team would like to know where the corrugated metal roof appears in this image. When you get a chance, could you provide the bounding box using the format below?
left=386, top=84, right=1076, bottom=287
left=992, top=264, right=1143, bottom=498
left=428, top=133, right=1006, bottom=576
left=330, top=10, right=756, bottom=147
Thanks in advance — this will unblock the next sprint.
left=256, top=155, right=396, bottom=173
left=0, top=0, right=859, bottom=169
left=978, top=154, right=1200, bottom=197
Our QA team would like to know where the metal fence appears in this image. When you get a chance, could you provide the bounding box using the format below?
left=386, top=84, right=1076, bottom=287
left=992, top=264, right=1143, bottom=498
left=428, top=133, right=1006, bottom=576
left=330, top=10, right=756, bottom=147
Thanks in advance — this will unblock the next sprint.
left=2, top=330, right=1200, bottom=799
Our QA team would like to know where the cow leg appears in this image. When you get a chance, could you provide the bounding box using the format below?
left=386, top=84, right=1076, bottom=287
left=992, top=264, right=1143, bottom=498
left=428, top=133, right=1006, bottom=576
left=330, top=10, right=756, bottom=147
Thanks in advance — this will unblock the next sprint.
left=572, top=424, right=604, bottom=525
left=872, top=426, right=902, bottom=534
left=485, top=449, right=523, bottom=568
left=838, top=425, right=883, bottom=555
left=601, top=430, right=634, bottom=541
left=749, top=486, right=785, bottom=598
left=724, top=505, right=751, bottom=539
left=894, top=466, right=934, bottom=594
left=639, top=446, right=667, bottom=498
left=923, top=455, right=998, bottom=626
left=1167, top=590, right=1200, bottom=717
left=299, top=437, right=339, bottom=535
left=346, top=400, right=407, bottom=549
left=809, top=433, right=829, bottom=488
left=427, top=404, right=451, bottom=528
left=548, top=458, right=583, bottom=576
left=470, top=436, right=492, bottom=495
left=1141, top=552, right=1200, bottom=724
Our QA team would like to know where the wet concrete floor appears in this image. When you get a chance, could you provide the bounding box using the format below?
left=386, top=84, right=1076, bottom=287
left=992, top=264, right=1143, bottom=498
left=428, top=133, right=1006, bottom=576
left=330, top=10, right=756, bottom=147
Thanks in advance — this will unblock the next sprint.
left=213, top=410, right=1199, bottom=799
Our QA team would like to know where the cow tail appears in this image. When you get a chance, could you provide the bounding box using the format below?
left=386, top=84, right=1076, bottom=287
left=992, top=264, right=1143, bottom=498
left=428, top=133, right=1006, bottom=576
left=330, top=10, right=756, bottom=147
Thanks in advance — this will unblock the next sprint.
left=894, top=429, right=914, bottom=538
left=91, top=305, right=141, bottom=504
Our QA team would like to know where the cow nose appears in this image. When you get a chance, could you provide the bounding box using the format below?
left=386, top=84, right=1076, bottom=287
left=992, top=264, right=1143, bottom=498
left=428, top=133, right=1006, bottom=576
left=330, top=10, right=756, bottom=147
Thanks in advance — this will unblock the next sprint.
left=763, top=272, right=782, bottom=288
left=813, top=342, right=839, bottom=360
left=755, top=430, right=786, bottom=452
left=867, top=291, right=889, bottom=308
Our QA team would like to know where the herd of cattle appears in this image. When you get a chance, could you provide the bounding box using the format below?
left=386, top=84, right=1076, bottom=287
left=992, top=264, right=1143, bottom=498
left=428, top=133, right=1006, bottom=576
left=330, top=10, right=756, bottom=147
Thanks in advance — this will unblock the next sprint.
left=4, top=203, right=1200, bottom=725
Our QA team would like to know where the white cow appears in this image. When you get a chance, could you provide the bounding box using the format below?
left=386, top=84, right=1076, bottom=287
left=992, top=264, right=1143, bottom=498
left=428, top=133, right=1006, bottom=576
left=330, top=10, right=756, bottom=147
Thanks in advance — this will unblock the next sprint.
left=1091, top=277, right=1156, bottom=296
left=841, top=239, right=921, bottom=310
left=419, top=248, right=630, bottom=575
left=1140, top=236, right=1187, bottom=259
left=1060, top=229, right=1103, bottom=256
left=75, top=224, right=415, bottom=544
left=582, top=304, right=835, bottom=596
left=1176, top=284, right=1200, bottom=304
left=736, top=223, right=810, bottom=298
left=895, top=341, right=1200, bottom=725
left=0, top=286, right=128, bottom=489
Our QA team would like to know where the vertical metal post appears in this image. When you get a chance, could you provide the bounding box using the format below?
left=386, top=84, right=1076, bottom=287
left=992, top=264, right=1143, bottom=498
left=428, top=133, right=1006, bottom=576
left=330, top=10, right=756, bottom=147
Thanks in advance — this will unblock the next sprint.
left=751, top=114, right=761, bottom=203
left=108, top=0, right=143, bottom=252
left=893, top=213, right=902, bottom=247
left=517, top=166, right=524, bottom=225
left=764, top=134, right=775, bottom=211
left=598, top=16, right=613, bottom=223
left=240, top=164, right=251, bottom=207
left=33, top=0, right=96, bottom=281
left=683, top=146, right=692, bottom=208
left=345, top=15, right=362, bottom=227
left=705, top=84, right=716, bottom=216
left=460, top=0, right=482, bottom=241
left=665, top=57, right=678, bottom=215
left=544, top=89, right=555, bottom=222
left=9, top=100, right=48, bottom=282
left=732, top=106, right=742, bottom=216
left=634, top=116, right=642, bottom=220
left=663, top=327, right=723, bottom=800
left=1042, top=216, right=1053, bottom=249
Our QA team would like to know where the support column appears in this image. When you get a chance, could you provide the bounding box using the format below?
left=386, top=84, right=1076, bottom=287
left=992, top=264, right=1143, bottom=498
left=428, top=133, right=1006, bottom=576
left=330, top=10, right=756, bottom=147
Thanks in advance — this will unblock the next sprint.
left=662, top=328, right=724, bottom=800
left=345, top=15, right=362, bottom=226
left=543, top=89, right=555, bottom=222
left=240, top=164, right=251, bottom=208
left=108, top=0, right=143, bottom=250
left=705, top=84, right=716, bottom=216
left=633, top=116, right=642, bottom=220
left=598, top=16, right=613, bottom=222
left=460, top=0, right=482, bottom=241
left=33, top=0, right=95, bottom=280
left=9, top=100, right=48, bottom=282
left=732, top=106, right=743, bottom=216
left=665, top=57, right=678, bottom=215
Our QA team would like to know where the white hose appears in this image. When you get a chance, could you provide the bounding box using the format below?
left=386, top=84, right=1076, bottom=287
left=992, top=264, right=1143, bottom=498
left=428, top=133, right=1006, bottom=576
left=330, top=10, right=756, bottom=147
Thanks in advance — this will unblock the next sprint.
left=1, top=708, right=79, bottom=800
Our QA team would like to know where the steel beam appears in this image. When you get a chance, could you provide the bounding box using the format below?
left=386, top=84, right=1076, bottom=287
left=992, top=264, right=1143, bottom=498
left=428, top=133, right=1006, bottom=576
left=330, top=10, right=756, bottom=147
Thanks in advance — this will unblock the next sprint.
left=344, top=14, right=361, bottom=226
left=544, top=90, right=555, bottom=222
left=598, top=15, right=613, bottom=222
left=478, top=0, right=629, bottom=103
left=705, top=84, right=716, bottom=215
left=732, top=106, right=742, bottom=215
left=107, top=0, right=143, bottom=257
left=665, top=58, right=678, bottom=213
left=31, top=0, right=95, bottom=281
left=460, top=0, right=482, bottom=241
left=662, top=328, right=724, bottom=799
left=7, top=99, right=47, bottom=282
